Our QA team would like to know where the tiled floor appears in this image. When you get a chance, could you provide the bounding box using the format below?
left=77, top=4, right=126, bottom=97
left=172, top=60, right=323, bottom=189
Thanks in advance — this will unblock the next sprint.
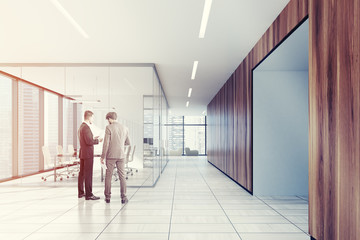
left=0, top=157, right=310, bottom=240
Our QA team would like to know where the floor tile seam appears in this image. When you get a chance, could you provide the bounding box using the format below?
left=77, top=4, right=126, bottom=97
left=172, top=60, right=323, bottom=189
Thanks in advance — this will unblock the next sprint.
left=195, top=163, right=243, bottom=240
left=94, top=171, right=153, bottom=240
left=0, top=199, right=45, bottom=220
left=168, top=162, right=178, bottom=240
left=22, top=197, right=89, bottom=239
left=254, top=196, right=309, bottom=236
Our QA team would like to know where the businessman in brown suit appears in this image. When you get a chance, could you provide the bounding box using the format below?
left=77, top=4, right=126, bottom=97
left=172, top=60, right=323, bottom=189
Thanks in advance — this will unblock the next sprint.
left=78, top=110, right=103, bottom=200
left=100, top=112, right=130, bottom=204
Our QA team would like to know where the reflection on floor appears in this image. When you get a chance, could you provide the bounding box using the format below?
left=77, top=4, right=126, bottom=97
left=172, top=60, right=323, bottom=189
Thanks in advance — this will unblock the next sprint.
left=2, top=160, right=155, bottom=188
left=0, top=157, right=310, bottom=240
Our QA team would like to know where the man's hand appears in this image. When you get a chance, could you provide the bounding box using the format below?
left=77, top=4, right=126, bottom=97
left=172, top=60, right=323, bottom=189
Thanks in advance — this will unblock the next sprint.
left=99, top=138, right=103, bottom=142
left=100, top=158, right=104, bottom=165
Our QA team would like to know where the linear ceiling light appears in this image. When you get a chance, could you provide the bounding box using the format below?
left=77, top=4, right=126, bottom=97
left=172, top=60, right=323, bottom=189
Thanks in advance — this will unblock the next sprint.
left=188, top=88, right=193, bottom=98
left=186, top=101, right=190, bottom=107
left=191, top=61, right=199, bottom=80
left=51, top=0, right=90, bottom=39
left=199, top=0, right=213, bottom=38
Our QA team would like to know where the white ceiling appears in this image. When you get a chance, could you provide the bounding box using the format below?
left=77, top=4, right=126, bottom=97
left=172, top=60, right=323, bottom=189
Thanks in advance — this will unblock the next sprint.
left=0, top=0, right=290, bottom=115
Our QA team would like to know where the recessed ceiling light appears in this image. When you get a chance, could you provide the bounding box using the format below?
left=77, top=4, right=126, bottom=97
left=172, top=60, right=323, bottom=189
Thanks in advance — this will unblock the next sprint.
left=186, top=101, right=189, bottom=107
left=191, top=61, right=198, bottom=80
left=188, top=88, right=193, bottom=98
left=199, top=0, right=213, bottom=38
left=51, top=0, right=90, bottom=39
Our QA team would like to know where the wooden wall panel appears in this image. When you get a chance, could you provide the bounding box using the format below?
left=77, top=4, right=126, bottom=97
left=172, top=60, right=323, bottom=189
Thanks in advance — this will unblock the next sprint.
left=208, top=1, right=359, bottom=238
left=309, top=0, right=360, bottom=239
left=207, top=0, right=308, bottom=193
left=226, top=77, right=235, bottom=178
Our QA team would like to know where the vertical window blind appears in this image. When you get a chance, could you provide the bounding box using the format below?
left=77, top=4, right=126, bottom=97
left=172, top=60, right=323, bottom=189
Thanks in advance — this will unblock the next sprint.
left=18, top=82, right=40, bottom=175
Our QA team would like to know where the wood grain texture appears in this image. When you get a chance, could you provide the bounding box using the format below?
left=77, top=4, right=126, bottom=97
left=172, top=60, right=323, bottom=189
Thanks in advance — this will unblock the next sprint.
left=309, top=0, right=360, bottom=239
left=208, top=0, right=360, bottom=239
left=207, top=0, right=308, bottom=193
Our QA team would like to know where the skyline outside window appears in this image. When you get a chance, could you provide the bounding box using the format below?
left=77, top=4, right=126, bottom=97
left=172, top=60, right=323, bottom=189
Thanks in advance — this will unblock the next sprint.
left=167, top=115, right=207, bottom=155
left=18, top=82, right=40, bottom=176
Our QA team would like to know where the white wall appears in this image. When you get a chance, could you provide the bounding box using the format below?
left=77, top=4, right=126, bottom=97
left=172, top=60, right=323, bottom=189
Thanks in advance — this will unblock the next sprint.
left=253, top=70, right=308, bottom=196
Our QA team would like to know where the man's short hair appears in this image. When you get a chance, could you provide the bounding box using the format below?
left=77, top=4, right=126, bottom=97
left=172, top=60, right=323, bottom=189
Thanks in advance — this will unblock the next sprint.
left=84, top=110, right=94, bottom=120
left=106, top=112, right=117, bottom=120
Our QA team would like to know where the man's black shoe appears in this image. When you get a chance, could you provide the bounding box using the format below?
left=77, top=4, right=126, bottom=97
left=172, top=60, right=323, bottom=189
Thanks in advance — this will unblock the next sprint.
left=78, top=194, right=86, bottom=198
left=105, top=198, right=110, bottom=203
left=85, top=195, right=100, bottom=200
left=121, top=198, right=128, bottom=204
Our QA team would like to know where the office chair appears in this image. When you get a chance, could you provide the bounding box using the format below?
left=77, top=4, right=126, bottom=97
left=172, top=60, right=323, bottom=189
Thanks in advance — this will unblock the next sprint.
left=56, top=145, right=75, bottom=177
left=68, top=144, right=80, bottom=177
left=125, top=145, right=138, bottom=180
left=67, top=144, right=80, bottom=175
left=113, top=145, right=131, bottom=181
left=41, top=146, right=69, bottom=181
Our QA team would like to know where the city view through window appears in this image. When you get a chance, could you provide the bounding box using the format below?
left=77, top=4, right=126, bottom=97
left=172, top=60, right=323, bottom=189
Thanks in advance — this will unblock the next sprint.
left=166, top=116, right=207, bottom=155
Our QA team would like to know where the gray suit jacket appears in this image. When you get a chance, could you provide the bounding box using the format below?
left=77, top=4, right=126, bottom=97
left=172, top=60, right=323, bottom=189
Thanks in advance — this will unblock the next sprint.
left=101, top=122, right=130, bottom=160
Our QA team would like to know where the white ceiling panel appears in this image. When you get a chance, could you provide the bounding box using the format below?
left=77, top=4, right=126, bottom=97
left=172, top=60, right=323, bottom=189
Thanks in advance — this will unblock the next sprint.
left=0, top=0, right=290, bottom=115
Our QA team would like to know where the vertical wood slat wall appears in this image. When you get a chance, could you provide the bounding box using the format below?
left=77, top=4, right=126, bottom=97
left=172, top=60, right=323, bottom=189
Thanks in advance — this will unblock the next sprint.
left=308, top=0, right=360, bottom=240
left=207, top=0, right=308, bottom=194
left=207, top=0, right=360, bottom=239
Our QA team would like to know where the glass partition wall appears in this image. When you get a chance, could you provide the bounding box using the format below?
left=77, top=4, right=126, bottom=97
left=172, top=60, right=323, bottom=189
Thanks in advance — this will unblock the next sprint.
left=142, top=70, right=169, bottom=185
left=69, top=66, right=168, bottom=187
left=0, top=73, right=78, bottom=181
left=0, top=65, right=168, bottom=186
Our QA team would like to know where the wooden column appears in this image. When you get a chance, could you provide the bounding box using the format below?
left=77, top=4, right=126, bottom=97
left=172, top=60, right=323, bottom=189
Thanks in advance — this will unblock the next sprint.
left=308, top=0, right=360, bottom=239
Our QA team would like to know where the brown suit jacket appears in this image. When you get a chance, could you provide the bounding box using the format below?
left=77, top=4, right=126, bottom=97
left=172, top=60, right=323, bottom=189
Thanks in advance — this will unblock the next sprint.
left=78, top=122, right=99, bottom=159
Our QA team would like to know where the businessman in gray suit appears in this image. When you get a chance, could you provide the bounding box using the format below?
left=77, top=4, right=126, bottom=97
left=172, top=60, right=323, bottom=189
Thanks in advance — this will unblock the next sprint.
left=100, top=112, right=130, bottom=204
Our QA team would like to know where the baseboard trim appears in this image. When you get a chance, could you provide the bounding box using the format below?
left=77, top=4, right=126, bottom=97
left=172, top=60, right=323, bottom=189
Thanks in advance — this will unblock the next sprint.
left=207, top=160, right=253, bottom=195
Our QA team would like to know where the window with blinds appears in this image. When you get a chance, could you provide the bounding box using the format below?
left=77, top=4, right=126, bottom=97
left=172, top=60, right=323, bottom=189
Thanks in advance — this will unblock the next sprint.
left=18, top=82, right=40, bottom=176
left=0, top=76, right=12, bottom=180
left=63, top=98, right=74, bottom=153
left=44, top=91, right=59, bottom=169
